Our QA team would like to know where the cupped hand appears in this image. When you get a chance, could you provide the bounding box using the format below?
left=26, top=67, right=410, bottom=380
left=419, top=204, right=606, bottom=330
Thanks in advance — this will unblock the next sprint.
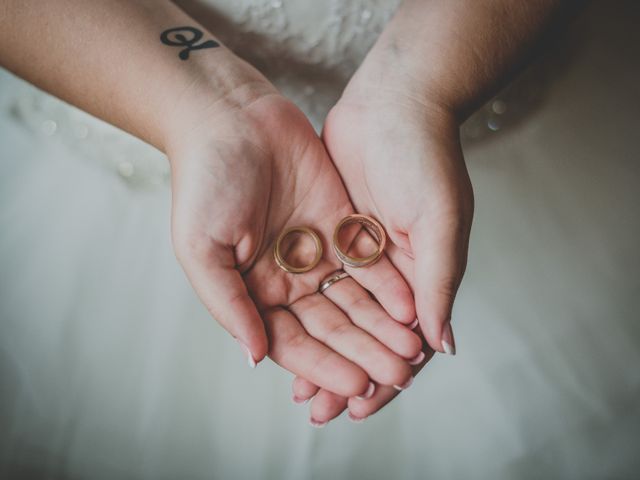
left=165, top=81, right=424, bottom=397
left=292, top=88, right=474, bottom=423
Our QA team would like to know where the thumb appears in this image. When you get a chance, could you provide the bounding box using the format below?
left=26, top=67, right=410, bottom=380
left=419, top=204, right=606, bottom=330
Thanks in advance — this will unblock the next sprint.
left=411, top=217, right=468, bottom=355
left=175, top=238, right=268, bottom=367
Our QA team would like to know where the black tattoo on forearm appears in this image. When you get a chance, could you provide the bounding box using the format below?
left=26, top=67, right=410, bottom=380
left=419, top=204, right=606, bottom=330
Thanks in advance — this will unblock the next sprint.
left=160, top=27, right=219, bottom=60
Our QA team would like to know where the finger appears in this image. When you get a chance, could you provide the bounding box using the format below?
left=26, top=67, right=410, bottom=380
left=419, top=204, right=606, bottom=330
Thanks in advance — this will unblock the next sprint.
left=264, top=307, right=370, bottom=398
left=348, top=384, right=399, bottom=421
left=290, top=294, right=412, bottom=387
left=309, top=389, right=349, bottom=427
left=342, top=226, right=416, bottom=323
left=322, top=277, right=423, bottom=360
left=292, top=376, right=320, bottom=404
left=411, top=219, right=468, bottom=355
left=385, top=242, right=415, bottom=283
left=348, top=348, right=435, bottom=420
left=175, top=239, right=268, bottom=365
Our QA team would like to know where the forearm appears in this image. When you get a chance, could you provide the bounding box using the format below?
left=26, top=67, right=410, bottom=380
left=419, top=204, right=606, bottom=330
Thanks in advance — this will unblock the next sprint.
left=348, top=0, right=584, bottom=120
left=0, top=0, right=271, bottom=151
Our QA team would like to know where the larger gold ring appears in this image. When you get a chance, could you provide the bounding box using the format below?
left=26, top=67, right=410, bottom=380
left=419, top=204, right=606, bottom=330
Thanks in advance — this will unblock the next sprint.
left=332, top=214, right=387, bottom=268
left=274, top=226, right=323, bottom=274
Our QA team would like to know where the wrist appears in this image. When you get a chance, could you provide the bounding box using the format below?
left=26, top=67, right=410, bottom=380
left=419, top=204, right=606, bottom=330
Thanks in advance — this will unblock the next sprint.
left=340, top=60, right=457, bottom=133
left=342, top=45, right=458, bottom=121
left=158, top=51, right=278, bottom=156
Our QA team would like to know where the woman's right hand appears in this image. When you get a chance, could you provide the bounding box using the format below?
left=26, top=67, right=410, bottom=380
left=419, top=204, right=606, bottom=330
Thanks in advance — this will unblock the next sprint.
left=165, top=73, right=424, bottom=397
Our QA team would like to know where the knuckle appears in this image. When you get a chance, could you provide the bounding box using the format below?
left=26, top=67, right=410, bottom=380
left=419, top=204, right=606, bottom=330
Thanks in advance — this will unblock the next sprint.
left=270, top=325, right=307, bottom=358
left=345, top=295, right=370, bottom=313
left=323, top=321, right=352, bottom=345
left=282, top=329, right=307, bottom=352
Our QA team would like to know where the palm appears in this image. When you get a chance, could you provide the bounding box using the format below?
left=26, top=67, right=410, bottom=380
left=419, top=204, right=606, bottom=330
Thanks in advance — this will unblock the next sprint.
left=169, top=94, right=422, bottom=397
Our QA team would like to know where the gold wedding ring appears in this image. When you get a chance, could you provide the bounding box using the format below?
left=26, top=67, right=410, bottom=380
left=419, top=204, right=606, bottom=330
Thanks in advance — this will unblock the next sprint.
left=318, top=269, right=350, bottom=293
left=332, top=214, right=387, bottom=268
left=274, top=226, right=323, bottom=274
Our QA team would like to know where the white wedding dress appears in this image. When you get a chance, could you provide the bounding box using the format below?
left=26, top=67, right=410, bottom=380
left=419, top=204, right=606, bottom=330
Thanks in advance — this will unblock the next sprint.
left=1, top=1, right=639, bottom=479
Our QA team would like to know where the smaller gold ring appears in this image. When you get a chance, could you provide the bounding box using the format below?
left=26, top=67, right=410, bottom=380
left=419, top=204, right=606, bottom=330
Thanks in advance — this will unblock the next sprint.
left=318, top=269, right=350, bottom=294
left=332, top=214, right=387, bottom=268
left=274, top=226, right=323, bottom=274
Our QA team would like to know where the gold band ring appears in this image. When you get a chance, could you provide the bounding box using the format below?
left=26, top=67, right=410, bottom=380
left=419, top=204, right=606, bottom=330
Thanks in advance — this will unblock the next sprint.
left=332, top=214, right=387, bottom=268
left=274, top=226, right=323, bottom=274
left=318, top=269, right=350, bottom=293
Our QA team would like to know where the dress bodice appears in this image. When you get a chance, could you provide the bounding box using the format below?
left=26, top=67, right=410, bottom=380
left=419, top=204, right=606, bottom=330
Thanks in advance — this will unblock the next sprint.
left=1, top=0, right=551, bottom=189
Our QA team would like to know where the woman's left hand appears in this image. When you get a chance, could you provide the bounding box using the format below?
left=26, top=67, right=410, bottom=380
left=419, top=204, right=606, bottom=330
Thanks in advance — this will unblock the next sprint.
left=290, top=86, right=474, bottom=424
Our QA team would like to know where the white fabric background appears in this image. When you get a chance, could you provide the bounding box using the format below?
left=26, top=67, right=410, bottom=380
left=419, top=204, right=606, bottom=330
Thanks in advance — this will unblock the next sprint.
left=0, top=2, right=639, bottom=479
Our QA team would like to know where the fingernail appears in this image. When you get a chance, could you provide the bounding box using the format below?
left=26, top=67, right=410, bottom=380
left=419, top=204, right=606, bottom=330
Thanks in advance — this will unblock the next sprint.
left=408, top=350, right=425, bottom=366
left=236, top=340, right=256, bottom=368
left=408, top=318, right=419, bottom=330
left=309, top=418, right=328, bottom=428
left=348, top=412, right=367, bottom=424
left=441, top=323, right=456, bottom=355
left=393, top=376, right=414, bottom=391
left=355, top=381, right=376, bottom=400
left=292, top=395, right=309, bottom=405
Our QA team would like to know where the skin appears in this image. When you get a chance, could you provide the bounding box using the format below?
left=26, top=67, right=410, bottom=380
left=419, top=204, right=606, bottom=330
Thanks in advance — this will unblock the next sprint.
left=293, top=0, right=584, bottom=424
left=0, top=1, right=422, bottom=397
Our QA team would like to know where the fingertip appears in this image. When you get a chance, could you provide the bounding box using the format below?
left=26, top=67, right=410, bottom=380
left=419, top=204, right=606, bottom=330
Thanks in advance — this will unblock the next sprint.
left=236, top=338, right=259, bottom=368
left=417, top=316, right=445, bottom=354
left=347, top=384, right=398, bottom=419
left=387, top=326, right=422, bottom=360
left=402, top=330, right=424, bottom=359
left=240, top=328, right=269, bottom=365
left=417, top=315, right=456, bottom=356
left=441, top=322, right=456, bottom=355
left=408, top=350, right=426, bottom=366
left=411, top=222, right=464, bottom=355
left=390, top=288, right=417, bottom=324
left=310, top=390, right=348, bottom=423
left=251, top=337, right=270, bottom=364
left=292, top=376, right=320, bottom=402
left=355, top=381, right=376, bottom=400
left=392, top=375, right=414, bottom=391
left=347, top=402, right=369, bottom=420
left=344, top=370, right=372, bottom=399
left=347, top=412, right=368, bottom=424
left=376, top=358, right=413, bottom=388
left=380, top=274, right=416, bottom=324
left=415, top=294, right=452, bottom=355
